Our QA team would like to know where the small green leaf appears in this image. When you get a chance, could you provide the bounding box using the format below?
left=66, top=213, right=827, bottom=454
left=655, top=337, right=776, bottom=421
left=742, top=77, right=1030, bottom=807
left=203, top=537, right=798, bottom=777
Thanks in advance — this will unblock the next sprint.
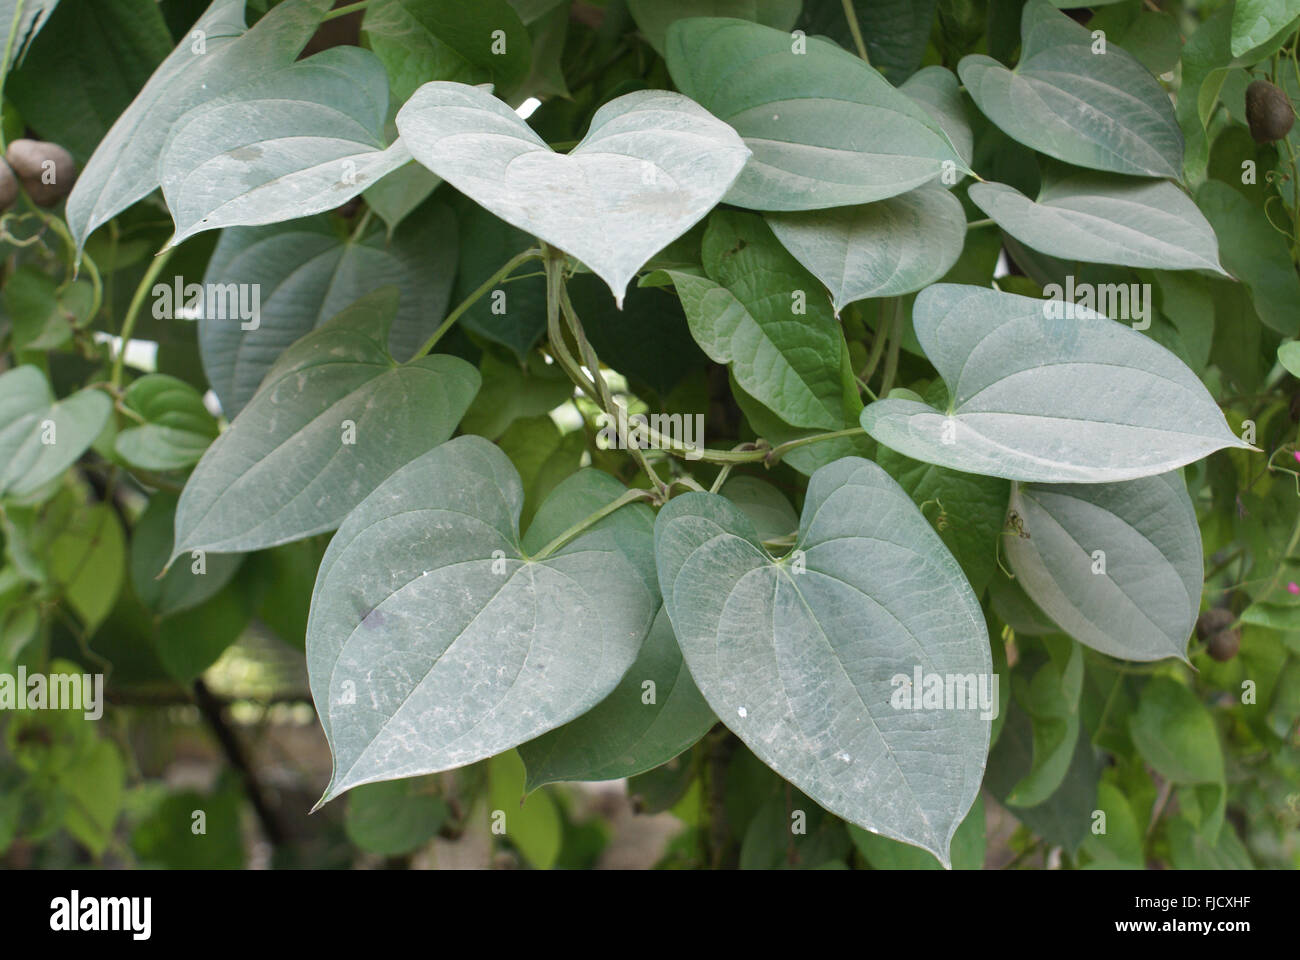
left=1129, top=677, right=1226, bottom=786
left=672, top=210, right=845, bottom=430
left=0, top=367, right=111, bottom=499
left=1197, top=179, right=1300, bottom=336
left=345, top=778, right=447, bottom=855
left=1231, top=0, right=1300, bottom=57
left=130, top=494, right=242, bottom=618
left=116, top=374, right=218, bottom=471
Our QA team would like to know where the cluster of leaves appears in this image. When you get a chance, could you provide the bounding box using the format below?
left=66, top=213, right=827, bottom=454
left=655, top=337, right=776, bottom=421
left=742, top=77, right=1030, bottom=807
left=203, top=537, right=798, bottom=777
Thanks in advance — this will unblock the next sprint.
left=2, top=0, right=1299, bottom=870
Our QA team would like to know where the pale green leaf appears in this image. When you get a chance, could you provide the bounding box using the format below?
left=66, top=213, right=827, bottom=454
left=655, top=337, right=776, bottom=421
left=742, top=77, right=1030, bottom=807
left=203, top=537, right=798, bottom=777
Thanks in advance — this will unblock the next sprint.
left=654, top=457, right=991, bottom=865
left=666, top=17, right=965, bottom=210
left=766, top=185, right=967, bottom=312
left=396, top=82, right=749, bottom=305
left=173, top=289, right=480, bottom=557
left=959, top=0, right=1182, bottom=178
left=860, top=284, right=1251, bottom=483
left=1006, top=473, right=1202, bottom=662
left=307, top=437, right=658, bottom=804
left=969, top=173, right=1226, bottom=274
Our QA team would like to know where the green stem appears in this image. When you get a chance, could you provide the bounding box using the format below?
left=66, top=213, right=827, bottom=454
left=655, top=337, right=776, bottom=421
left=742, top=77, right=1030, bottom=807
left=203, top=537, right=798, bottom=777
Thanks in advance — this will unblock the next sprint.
left=415, top=247, right=540, bottom=357
left=766, top=427, right=865, bottom=465
left=857, top=299, right=890, bottom=384
left=322, top=0, right=371, bottom=22
left=112, top=245, right=176, bottom=387
left=966, top=218, right=995, bottom=230
left=840, top=0, right=870, bottom=64
left=530, top=488, right=655, bottom=560
left=560, top=281, right=668, bottom=497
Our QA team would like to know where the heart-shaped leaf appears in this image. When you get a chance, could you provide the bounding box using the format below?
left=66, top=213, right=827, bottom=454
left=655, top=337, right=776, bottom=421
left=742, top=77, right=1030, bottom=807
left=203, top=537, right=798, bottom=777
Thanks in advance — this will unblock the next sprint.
left=958, top=0, right=1182, bottom=178
left=1005, top=472, right=1202, bottom=662
left=307, top=436, right=658, bottom=804
left=968, top=172, right=1226, bottom=274
left=172, top=288, right=480, bottom=557
left=860, top=284, right=1251, bottom=483
left=160, top=46, right=409, bottom=244
left=767, top=184, right=967, bottom=312
left=198, top=206, right=457, bottom=418
left=518, top=606, right=716, bottom=789
left=0, top=367, right=111, bottom=499
left=65, top=0, right=332, bottom=255
left=671, top=210, right=846, bottom=430
left=655, top=457, right=992, bottom=865
left=666, top=18, right=965, bottom=211
left=396, top=81, right=750, bottom=305
left=115, top=374, right=218, bottom=472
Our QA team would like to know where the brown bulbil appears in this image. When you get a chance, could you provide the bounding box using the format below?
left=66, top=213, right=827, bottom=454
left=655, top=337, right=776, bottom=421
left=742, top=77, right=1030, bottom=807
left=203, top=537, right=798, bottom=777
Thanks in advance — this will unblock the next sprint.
left=1207, top=628, right=1241, bottom=662
left=5, top=138, right=76, bottom=207
left=1195, top=607, right=1235, bottom=640
left=0, top=162, right=16, bottom=212
left=1245, top=80, right=1295, bottom=144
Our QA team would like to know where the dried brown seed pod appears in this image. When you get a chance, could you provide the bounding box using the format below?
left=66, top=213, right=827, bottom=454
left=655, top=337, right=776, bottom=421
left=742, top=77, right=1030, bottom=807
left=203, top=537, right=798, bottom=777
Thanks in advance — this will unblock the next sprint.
left=1245, top=80, right=1295, bottom=144
left=1207, top=628, right=1241, bottom=662
left=1195, top=607, right=1235, bottom=640
left=5, top=138, right=76, bottom=207
left=0, top=161, right=16, bottom=212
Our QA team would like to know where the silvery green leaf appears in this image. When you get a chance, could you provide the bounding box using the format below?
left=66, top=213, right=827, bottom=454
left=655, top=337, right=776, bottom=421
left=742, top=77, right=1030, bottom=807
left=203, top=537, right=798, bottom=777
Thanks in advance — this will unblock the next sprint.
left=670, top=210, right=846, bottom=431
left=655, top=457, right=991, bottom=865
left=968, top=173, right=1226, bottom=274
left=160, top=46, right=409, bottom=244
left=0, top=0, right=59, bottom=73
left=899, top=65, right=973, bottom=167
left=396, top=82, right=750, bottom=306
left=308, top=437, right=658, bottom=804
left=766, top=185, right=967, bottom=312
left=958, top=0, right=1182, bottom=178
left=860, top=284, right=1251, bottom=483
left=1005, top=473, right=1201, bottom=662
left=627, top=0, right=801, bottom=55
left=666, top=18, right=966, bottom=210
left=198, top=207, right=457, bottom=418
left=0, top=366, right=111, bottom=498
left=173, top=289, right=479, bottom=557
left=65, top=0, right=332, bottom=255
left=518, top=607, right=715, bottom=789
